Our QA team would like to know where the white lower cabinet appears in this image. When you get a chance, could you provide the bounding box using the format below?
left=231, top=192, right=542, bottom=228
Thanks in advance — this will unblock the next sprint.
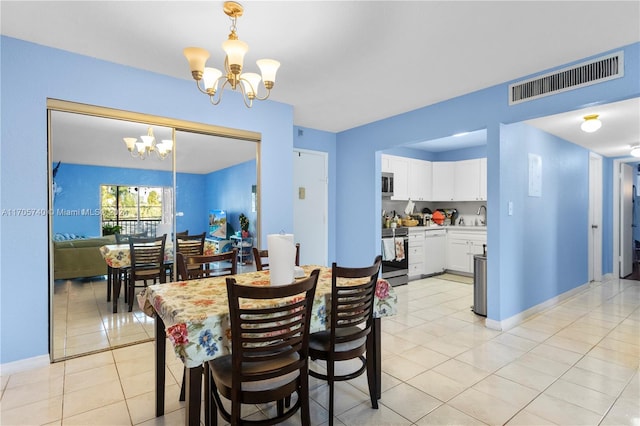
left=408, top=230, right=425, bottom=279
left=446, top=230, right=487, bottom=274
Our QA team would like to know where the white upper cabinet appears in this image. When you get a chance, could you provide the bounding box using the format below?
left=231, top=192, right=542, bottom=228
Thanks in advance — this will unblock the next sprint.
left=479, top=157, right=487, bottom=201
left=382, top=155, right=486, bottom=202
left=432, top=161, right=455, bottom=201
left=408, top=159, right=432, bottom=201
left=454, top=159, right=481, bottom=201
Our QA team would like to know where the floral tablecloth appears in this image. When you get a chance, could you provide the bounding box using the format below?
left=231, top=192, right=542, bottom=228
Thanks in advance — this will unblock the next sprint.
left=99, top=241, right=217, bottom=268
left=140, top=265, right=397, bottom=368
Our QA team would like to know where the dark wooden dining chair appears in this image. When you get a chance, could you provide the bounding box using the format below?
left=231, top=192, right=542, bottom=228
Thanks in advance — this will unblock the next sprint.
left=175, top=232, right=206, bottom=279
left=107, top=232, right=145, bottom=302
left=175, top=230, right=189, bottom=239
left=127, top=234, right=167, bottom=312
left=176, top=249, right=238, bottom=401
left=252, top=243, right=301, bottom=271
left=308, top=255, right=382, bottom=425
left=176, top=248, right=237, bottom=281
left=205, top=269, right=320, bottom=425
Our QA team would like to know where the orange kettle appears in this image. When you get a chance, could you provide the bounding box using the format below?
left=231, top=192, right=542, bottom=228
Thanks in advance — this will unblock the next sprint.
left=432, top=210, right=445, bottom=225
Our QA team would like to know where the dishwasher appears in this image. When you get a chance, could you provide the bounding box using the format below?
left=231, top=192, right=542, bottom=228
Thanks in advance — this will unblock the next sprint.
left=423, top=229, right=446, bottom=276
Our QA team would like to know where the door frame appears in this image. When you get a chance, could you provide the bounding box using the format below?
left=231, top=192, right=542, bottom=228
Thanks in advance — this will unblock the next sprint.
left=612, top=157, right=637, bottom=278
left=292, top=148, right=329, bottom=266
left=588, top=152, right=603, bottom=282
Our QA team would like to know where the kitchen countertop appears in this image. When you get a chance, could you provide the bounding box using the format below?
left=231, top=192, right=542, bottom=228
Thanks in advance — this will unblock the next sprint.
left=406, top=225, right=487, bottom=231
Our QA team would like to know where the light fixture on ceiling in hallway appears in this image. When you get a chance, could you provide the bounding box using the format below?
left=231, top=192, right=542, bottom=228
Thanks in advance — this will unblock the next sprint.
left=580, top=114, right=602, bottom=133
left=183, top=1, right=280, bottom=108
left=122, top=127, right=173, bottom=160
left=630, top=145, right=640, bottom=157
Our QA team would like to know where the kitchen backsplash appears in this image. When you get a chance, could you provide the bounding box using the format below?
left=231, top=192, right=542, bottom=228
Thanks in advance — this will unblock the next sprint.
left=382, top=200, right=487, bottom=226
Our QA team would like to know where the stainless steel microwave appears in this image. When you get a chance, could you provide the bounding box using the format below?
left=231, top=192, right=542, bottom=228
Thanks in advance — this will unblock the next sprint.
left=382, top=172, right=394, bottom=197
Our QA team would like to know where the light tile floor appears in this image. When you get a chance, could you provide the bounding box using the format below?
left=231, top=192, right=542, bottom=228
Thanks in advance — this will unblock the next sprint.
left=1, top=275, right=638, bottom=425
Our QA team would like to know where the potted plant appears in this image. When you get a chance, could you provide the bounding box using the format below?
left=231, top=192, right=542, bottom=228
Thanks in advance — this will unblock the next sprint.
left=239, top=214, right=250, bottom=238
left=102, top=224, right=122, bottom=236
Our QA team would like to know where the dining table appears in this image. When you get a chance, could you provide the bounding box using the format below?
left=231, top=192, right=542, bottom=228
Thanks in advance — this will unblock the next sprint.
left=138, top=264, right=398, bottom=426
left=99, top=240, right=217, bottom=312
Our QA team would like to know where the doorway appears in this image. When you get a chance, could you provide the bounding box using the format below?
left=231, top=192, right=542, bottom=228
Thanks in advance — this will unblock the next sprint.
left=293, top=149, right=328, bottom=266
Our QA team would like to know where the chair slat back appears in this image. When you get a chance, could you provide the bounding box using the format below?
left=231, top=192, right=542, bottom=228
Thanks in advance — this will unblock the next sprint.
left=177, top=232, right=206, bottom=257
left=129, top=235, right=166, bottom=268
left=330, top=256, right=382, bottom=347
left=225, top=269, right=319, bottom=384
left=252, top=243, right=300, bottom=271
left=180, top=249, right=238, bottom=280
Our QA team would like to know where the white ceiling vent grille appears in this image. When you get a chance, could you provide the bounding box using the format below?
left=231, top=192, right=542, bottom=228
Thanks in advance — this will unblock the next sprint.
left=509, top=51, right=624, bottom=105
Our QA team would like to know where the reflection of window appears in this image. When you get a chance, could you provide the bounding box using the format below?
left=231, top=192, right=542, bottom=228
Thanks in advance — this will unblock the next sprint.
left=101, top=185, right=164, bottom=236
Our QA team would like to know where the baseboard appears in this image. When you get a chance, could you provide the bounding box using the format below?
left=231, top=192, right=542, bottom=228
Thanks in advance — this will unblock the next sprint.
left=0, top=354, right=50, bottom=376
left=484, top=281, right=591, bottom=331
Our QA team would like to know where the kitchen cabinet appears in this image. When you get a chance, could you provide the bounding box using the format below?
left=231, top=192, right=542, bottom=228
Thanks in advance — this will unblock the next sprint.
left=408, top=229, right=425, bottom=279
left=408, top=159, right=432, bottom=201
left=432, top=161, right=455, bottom=201
left=381, top=154, right=410, bottom=200
left=446, top=230, right=486, bottom=274
left=479, top=157, right=487, bottom=200
left=424, top=229, right=446, bottom=275
left=454, top=158, right=487, bottom=201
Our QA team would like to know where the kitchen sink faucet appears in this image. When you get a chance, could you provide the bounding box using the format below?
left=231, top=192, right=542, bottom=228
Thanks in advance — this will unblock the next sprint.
left=476, top=205, right=487, bottom=225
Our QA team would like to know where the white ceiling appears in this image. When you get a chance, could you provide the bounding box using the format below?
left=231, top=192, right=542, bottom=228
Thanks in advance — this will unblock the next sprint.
left=2, top=1, right=640, bottom=157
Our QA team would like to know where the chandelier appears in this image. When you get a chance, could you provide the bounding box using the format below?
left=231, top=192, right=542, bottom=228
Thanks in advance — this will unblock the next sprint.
left=122, top=127, right=173, bottom=160
left=183, top=1, right=280, bottom=108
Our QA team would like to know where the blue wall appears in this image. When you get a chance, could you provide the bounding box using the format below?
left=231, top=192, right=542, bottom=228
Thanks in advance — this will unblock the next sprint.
left=203, top=160, right=257, bottom=237
left=1, top=36, right=293, bottom=363
left=53, top=164, right=173, bottom=236
left=496, top=123, right=589, bottom=319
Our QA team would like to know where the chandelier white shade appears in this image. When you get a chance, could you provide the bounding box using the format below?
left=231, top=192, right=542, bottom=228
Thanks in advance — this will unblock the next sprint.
left=580, top=114, right=602, bottom=133
left=183, top=1, right=280, bottom=108
left=123, top=127, right=173, bottom=160
left=630, top=145, right=640, bottom=157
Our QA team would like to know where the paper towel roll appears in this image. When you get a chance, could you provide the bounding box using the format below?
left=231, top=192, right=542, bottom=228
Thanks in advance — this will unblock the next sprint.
left=267, top=234, right=296, bottom=285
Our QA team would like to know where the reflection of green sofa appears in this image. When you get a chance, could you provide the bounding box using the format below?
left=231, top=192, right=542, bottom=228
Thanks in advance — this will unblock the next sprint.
left=53, top=235, right=116, bottom=280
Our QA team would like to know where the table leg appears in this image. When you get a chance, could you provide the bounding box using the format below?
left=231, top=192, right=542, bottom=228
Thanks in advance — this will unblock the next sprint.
left=373, top=317, right=381, bottom=399
left=185, top=365, right=203, bottom=426
left=112, top=267, right=120, bottom=313
left=155, top=315, right=166, bottom=417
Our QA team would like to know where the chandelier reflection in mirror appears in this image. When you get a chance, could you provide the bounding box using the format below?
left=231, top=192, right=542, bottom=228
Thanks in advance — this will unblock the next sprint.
left=183, top=1, right=280, bottom=108
left=122, top=127, right=173, bottom=160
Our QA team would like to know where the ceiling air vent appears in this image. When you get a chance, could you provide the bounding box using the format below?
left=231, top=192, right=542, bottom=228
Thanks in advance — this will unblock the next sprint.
left=509, top=51, right=624, bottom=105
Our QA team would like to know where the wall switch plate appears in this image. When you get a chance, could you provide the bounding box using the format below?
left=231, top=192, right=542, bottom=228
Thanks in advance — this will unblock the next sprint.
left=508, top=201, right=513, bottom=216
left=298, top=187, right=305, bottom=199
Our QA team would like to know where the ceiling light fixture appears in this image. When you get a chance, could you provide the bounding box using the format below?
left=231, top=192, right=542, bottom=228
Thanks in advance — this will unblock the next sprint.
left=630, top=145, right=640, bottom=158
left=183, top=1, right=280, bottom=108
left=580, top=114, right=602, bottom=133
left=123, top=127, right=173, bottom=160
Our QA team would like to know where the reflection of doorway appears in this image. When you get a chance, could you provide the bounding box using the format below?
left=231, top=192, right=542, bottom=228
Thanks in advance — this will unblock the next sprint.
left=620, top=162, right=634, bottom=278
left=293, top=149, right=328, bottom=266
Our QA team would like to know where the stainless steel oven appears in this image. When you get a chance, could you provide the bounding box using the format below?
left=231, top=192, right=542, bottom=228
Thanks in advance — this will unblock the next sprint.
left=381, top=227, right=408, bottom=286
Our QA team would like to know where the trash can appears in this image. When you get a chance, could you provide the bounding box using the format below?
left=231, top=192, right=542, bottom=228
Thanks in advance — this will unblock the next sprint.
left=473, top=253, right=487, bottom=316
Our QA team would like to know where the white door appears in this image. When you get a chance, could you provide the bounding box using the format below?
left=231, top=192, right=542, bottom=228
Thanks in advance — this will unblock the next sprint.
left=588, top=153, right=603, bottom=282
left=293, top=149, right=328, bottom=266
left=620, top=162, right=634, bottom=277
